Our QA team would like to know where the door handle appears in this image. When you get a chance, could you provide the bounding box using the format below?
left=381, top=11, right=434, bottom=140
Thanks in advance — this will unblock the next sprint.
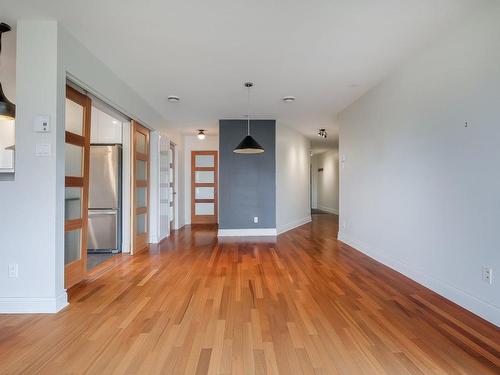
left=89, top=210, right=117, bottom=216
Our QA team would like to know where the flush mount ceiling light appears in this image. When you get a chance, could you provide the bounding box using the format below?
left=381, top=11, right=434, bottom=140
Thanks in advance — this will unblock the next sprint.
left=197, top=129, right=206, bottom=140
left=234, top=82, right=264, bottom=154
left=282, top=96, right=296, bottom=103
left=318, top=129, right=327, bottom=138
left=0, top=23, right=15, bottom=121
left=167, top=95, right=180, bottom=103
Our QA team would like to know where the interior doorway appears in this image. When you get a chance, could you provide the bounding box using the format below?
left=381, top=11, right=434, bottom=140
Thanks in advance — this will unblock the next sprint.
left=191, top=150, right=218, bottom=224
left=310, top=151, right=340, bottom=216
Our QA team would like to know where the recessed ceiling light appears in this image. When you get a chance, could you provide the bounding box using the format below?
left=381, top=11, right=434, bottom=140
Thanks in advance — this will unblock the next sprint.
left=282, top=96, right=296, bottom=103
left=197, top=129, right=206, bottom=140
left=167, top=95, right=180, bottom=103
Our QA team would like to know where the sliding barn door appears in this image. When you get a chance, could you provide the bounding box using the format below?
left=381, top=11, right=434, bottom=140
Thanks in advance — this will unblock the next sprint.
left=191, top=151, right=218, bottom=224
left=64, top=86, right=91, bottom=288
left=132, top=121, right=150, bottom=253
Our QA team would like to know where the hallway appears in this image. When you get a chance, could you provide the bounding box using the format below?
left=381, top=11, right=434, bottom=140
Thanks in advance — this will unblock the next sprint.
left=0, top=214, right=498, bottom=374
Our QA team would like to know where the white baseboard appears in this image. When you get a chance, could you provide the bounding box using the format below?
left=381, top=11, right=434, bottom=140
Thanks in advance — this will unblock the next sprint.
left=0, top=292, right=68, bottom=314
left=337, top=231, right=500, bottom=327
left=218, top=228, right=277, bottom=237
left=318, top=206, right=339, bottom=215
left=277, top=215, right=312, bottom=235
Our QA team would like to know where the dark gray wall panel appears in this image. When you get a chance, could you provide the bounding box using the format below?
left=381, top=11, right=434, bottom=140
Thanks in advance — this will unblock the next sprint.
left=219, top=119, right=276, bottom=229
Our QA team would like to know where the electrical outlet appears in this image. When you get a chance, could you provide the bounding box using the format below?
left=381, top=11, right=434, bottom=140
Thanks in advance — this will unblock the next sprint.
left=483, top=266, right=493, bottom=285
left=342, top=220, right=347, bottom=230
left=253, top=217, right=259, bottom=223
left=8, top=263, right=18, bottom=278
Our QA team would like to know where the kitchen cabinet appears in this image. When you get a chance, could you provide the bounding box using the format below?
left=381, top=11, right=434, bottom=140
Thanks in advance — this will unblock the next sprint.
left=90, top=106, right=122, bottom=144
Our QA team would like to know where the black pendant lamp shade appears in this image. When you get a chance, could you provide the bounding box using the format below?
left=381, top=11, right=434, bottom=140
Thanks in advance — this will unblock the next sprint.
left=233, top=81, right=264, bottom=154
left=0, top=23, right=15, bottom=121
left=0, top=83, right=15, bottom=121
left=234, top=135, right=264, bottom=154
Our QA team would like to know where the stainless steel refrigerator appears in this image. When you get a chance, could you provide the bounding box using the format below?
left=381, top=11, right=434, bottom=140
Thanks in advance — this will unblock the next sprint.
left=87, top=144, right=122, bottom=253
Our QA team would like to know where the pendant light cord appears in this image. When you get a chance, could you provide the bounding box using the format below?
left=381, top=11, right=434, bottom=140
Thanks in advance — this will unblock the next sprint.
left=247, top=85, right=251, bottom=135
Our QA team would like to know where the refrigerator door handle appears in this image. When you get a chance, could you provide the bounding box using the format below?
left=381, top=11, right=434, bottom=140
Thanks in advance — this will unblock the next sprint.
left=88, top=210, right=118, bottom=216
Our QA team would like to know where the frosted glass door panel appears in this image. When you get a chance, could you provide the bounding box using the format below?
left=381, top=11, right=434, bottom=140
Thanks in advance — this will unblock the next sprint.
left=136, top=160, right=147, bottom=181
left=136, top=132, right=147, bottom=154
left=65, top=98, right=84, bottom=135
left=195, top=203, right=214, bottom=215
left=65, top=187, right=82, bottom=220
left=136, top=213, right=147, bottom=234
left=136, top=187, right=147, bottom=208
left=65, top=143, right=83, bottom=177
left=65, top=229, right=81, bottom=264
left=195, top=171, right=214, bottom=183
left=195, top=187, right=214, bottom=200
left=195, top=154, right=214, bottom=168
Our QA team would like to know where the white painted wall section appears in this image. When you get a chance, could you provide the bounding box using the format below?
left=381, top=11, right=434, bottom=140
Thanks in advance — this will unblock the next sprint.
left=276, top=123, right=311, bottom=234
left=338, top=2, right=500, bottom=326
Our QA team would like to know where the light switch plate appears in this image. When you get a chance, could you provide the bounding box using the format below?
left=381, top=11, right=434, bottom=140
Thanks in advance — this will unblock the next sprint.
left=35, top=143, right=51, bottom=156
left=8, top=263, right=18, bottom=278
left=33, top=115, right=50, bottom=133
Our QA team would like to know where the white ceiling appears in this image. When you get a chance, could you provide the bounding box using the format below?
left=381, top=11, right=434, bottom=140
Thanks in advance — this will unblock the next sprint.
left=1, top=0, right=484, bottom=149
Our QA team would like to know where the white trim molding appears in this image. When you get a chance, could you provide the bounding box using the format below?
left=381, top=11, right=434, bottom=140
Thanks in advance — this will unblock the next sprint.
left=0, top=292, right=68, bottom=314
left=277, top=215, right=311, bottom=235
left=318, top=206, right=339, bottom=215
left=337, top=231, right=500, bottom=327
left=218, top=228, right=277, bottom=237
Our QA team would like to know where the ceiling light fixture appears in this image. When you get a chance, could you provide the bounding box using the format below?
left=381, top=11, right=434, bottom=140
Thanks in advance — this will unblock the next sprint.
left=282, top=96, right=296, bottom=103
left=167, top=95, right=180, bottom=103
left=318, top=129, right=327, bottom=138
left=0, top=23, right=15, bottom=121
left=197, top=129, right=206, bottom=140
left=234, top=82, right=264, bottom=154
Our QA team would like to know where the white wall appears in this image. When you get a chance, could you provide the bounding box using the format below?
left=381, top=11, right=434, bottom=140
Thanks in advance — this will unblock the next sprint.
left=183, top=135, right=219, bottom=225
left=311, top=151, right=339, bottom=214
left=338, top=2, right=500, bottom=326
left=276, top=123, right=311, bottom=234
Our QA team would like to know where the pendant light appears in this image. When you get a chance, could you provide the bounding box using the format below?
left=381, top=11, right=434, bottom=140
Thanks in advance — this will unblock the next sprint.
left=0, top=23, right=15, bottom=121
left=233, top=82, right=264, bottom=154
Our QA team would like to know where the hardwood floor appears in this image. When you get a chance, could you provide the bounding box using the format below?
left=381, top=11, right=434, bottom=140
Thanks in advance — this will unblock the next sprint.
left=0, top=214, right=498, bottom=374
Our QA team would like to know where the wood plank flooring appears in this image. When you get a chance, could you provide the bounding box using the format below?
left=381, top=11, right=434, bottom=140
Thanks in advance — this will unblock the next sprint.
left=0, top=214, right=498, bottom=374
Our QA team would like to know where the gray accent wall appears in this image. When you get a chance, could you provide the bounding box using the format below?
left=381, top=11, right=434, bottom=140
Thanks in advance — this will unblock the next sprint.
left=219, top=120, right=276, bottom=229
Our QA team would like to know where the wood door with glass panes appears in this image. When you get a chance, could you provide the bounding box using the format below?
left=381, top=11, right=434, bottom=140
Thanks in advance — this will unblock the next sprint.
left=132, top=121, right=150, bottom=253
left=64, top=86, right=91, bottom=289
left=191, top=151, right=218, bottom=224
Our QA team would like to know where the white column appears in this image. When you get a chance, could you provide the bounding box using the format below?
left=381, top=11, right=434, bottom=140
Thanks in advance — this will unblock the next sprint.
left=0, top=21, right=67, bottom=312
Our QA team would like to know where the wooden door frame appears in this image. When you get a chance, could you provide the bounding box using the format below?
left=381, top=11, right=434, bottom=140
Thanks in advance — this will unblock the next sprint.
left=64, top=85, right=91, bottom=289
left=191, top=150, right=218, bottom=224
left=131, top=121, right=150, bottom=254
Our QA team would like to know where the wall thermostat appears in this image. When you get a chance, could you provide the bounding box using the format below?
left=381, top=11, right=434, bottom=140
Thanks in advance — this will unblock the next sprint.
left=33, top=115, right=50, bottom=133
